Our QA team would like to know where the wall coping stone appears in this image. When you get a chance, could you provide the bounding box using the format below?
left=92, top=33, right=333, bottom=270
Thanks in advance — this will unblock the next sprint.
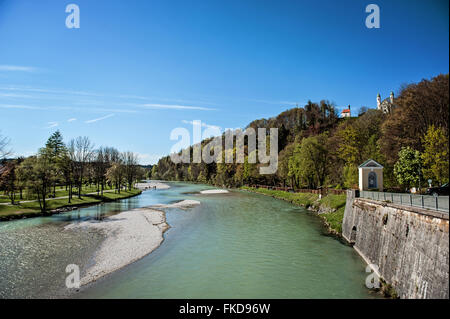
left=355, top=198, right=449, bottom=220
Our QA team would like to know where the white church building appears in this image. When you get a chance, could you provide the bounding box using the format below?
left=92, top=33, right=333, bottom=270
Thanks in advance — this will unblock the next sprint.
left=377, top=91, right=397, bottom=114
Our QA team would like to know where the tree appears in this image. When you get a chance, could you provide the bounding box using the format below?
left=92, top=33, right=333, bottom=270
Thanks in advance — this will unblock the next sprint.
left=69, top=137, right=94, bottom=198
left=21, top=153, right=55, bottom=213
left=243, top=153, right=258, bottom=185
left=107, top=160, right=124, bottom=193
left=292, top=135, right=328, bottom=189
left=277, top=143, right=295, bottom=187
left=394, top=147, right=422, bottom=190
left=334, top=109, right=385, bottom=188
left=380, top=74, right=449, bottom=164
left=15, top=157, right=27, bottom=200
left=358, top=106, right=368, bottom=116
left=151, top=165, right=159, bottom=179
left=0, top=131, right=11, bottom=160
left=43, top=131, right=68, bottom=197
left=288, top=143, right=302, bottom=188
left=337, top=125, right=361, bottom=166
left=123, top=151, right=139, bottom=190
left=197, top=170, right=207, bottom=183
left=0, top=161, right=16, bottom=204
left=421, top=125, right=449, bottom=185
left=93, top=147, right=110, bottom=196
left=342, top=164, right=358, bottom=189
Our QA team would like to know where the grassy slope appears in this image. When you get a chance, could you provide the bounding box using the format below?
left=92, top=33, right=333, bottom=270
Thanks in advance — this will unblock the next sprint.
left=0, top=189, right=142, bottom=220
left=317, top=194, right=347, bottom=233
left=241, top=186, right=346, bottom=234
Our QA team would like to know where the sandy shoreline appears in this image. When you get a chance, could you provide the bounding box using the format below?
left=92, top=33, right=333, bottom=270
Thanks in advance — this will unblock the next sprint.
left=149, top=199, right=201, bottom=209
left=200, top=189, right=229, bottom=194
left=64, top=197, right=202, bottom=286
left=65, top=207, right=169, bottom=286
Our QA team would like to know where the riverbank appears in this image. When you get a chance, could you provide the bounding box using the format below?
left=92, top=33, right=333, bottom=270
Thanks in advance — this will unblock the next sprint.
left=67, top=198, right=200, bottom=286
left=241, top=186, right=346, bottom=235
left=66, top=207, right=169, bottom=286
left=0, top=189, right=142, bottom=221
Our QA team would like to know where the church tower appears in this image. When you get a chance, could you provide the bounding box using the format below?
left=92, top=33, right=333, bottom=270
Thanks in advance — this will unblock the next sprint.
left=377, top=93, right=381, bottom=110
left=390, top=91, right=394, bottom=104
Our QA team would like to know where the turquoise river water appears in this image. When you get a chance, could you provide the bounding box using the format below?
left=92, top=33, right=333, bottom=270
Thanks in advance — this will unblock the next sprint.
left=0, top=182, right=378, bottom=298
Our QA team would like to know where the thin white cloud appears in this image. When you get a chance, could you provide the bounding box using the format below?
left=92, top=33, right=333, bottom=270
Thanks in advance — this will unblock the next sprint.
left=181, top=120, right=221, bottom=130
left=0, top=86, right=218, bottom=108
left=0, top=104, right=42, bottom=110
left=0, top=65, right=38, bottom=72
left=85, top=113, right=115, bottom=124
left=140, top=103, right=216, bottom=111
left=67, top=118, right=77, bottom=122
left=45, top=122, right=59, bottom=129
left=0, top=103, right=136, bottom=114
left=0, top=92, right=34, bottom=98
left=0, top=86, right=99, bottom=96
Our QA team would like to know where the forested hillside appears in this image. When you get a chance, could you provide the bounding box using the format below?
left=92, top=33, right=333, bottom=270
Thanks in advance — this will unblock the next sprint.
left=151, top=74, right=449, bottom=191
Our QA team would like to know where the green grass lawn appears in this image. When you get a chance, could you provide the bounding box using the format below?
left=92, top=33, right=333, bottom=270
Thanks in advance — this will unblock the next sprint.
left=241, top=186, right=347, bottom=234
left=0, top=184, right=118, bottom=204
left=0, top=189, right=141, bottom=220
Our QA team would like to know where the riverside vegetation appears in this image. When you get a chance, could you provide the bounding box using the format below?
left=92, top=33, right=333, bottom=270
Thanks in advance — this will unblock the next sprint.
left=147, top=74, right=448, bottom=237
left=150, top=75, right=449, bottom=193
left=0, top=132, right=146, bottom=220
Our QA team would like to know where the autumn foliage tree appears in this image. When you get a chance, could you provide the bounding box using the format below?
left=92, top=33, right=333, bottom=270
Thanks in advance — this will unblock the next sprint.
left=380, top=74, right=449, bottom=164
left=421, top=125, right=449, bottom=185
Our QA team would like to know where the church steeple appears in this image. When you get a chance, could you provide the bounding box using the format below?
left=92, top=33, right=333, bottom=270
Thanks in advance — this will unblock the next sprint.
left=377, top=93, right=381, bottom=110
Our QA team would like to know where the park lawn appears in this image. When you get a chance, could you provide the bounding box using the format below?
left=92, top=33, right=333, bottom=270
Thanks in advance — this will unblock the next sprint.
left=0, top=189, right=141, bottom=220
left=100, top=189, right=141, bottom=200
left=52, top=184, right=116, bottom=198
left=0, top=185, right=117, bottom=204
left=0, top=195, right=12, bottom=204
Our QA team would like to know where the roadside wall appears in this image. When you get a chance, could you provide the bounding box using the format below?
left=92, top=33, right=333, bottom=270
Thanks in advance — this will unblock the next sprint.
left=342, top=190, right=449, bottom=299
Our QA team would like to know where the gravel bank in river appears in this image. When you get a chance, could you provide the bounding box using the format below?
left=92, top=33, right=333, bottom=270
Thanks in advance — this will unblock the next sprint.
left=65, top=207, right=169, bottom=286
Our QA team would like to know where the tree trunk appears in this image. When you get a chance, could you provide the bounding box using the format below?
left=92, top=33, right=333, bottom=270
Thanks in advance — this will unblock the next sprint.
left=78, top=177, right=82, bottom=199
left=42, top=192, right=46, bottom=213
left=37, top=192, right=43, bottom=212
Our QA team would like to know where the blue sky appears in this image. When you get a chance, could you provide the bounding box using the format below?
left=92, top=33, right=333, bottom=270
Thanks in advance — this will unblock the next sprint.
left=0, top=0, right=448, bottom=164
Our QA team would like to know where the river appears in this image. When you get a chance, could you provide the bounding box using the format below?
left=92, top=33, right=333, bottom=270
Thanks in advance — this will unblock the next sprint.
left=0, top=182, right=378, bottom=298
